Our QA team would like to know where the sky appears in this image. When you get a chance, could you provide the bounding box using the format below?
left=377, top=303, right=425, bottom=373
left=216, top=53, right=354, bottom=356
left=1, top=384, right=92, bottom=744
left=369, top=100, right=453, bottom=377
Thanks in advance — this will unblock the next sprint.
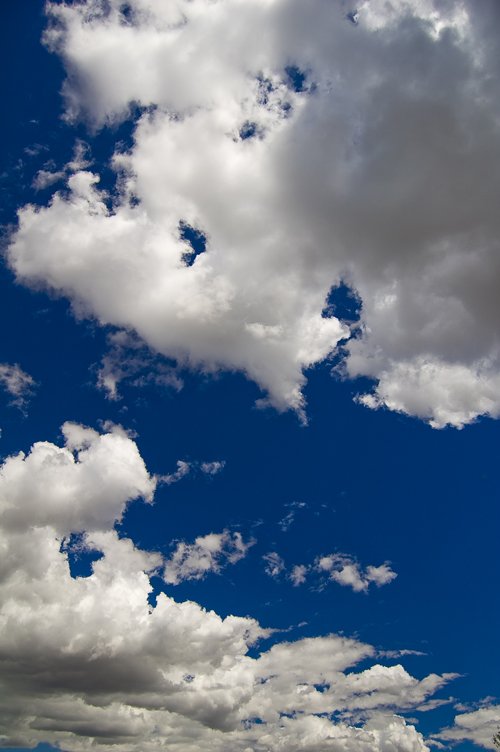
left=0, top=1, right=499, bottom=751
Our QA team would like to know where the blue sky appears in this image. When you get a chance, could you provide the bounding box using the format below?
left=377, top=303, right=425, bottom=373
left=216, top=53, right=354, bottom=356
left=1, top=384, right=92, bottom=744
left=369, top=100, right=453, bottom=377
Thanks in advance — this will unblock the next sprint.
left=1, top=2, right=499, bottom=751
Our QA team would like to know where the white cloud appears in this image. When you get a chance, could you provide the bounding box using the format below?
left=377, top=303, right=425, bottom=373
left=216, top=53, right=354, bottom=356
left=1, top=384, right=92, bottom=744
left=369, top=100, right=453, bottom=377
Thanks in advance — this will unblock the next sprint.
left=32, top=140, right=91, bottom=191
left=0, top=421, right=155, bottom=538
left=11, top=0, right=500, bottom=425
left=278, top=500, right=306, bottom=532
left=0, top=423, right=459, bottom=751
left=435, top=704, right=500, bottom=749
left=32, top=168, right=66, bottom=190
left=163, top=530, right=253, bottom=585
left=290, top=563, right=308, bottom=586
left=97, top=330, right=182, bottom=401
left=263, top=551, right=286, bottom=579
left=160, top=459, right=192, bottom=486
left=0, top=363, right=35, bottom=410
left=316, top=554, right=397, bottom=593
left=200, top=461, right=225, bottom=476
left=159, top=458, right=226, bottom=486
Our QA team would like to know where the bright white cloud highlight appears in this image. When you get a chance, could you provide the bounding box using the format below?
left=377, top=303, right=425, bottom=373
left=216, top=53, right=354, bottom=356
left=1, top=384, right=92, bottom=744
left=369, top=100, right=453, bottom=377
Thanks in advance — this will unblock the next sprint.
left=9, top=0, right=500, bottom=426
left=0, top=423, right=455, bottom=751
left=163, top=530, right=253, bottom=585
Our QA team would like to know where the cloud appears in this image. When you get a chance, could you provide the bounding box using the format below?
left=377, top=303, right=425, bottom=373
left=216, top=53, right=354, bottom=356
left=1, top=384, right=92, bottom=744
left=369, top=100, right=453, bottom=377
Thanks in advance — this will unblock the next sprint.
left=278, top=501, right=306, bottom=532
left=160, top=460, right=192, bottom=486
left=0, top=363, right=35, bottom=410
left=159, top=458, right=226, bottom=486
left=316, top=554, right=398, bottom=593
left=200, top=461, right=225, bottom=476
left=11, top=0, right=500, bottom=426
left=32, top=140, right=91, bottom=191
left=97, top=330, right=182, bottom=401
left=0, top=423, right=455, bottom=750
left=263, top=551, right=286, bottom=579
left=435, top=704, right=500, bottom=749
left=163, top=530, right=253, bottom=585
left=290, top=563, right=308, bottom=586
left=263, top=551, right=396, bottom=593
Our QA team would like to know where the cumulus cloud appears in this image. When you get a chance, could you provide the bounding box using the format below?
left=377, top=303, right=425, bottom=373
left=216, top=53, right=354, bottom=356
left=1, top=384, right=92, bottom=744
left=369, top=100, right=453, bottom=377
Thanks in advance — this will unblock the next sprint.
left=10, top=0, right=500, bottom=425
left=32, top=139, right=91, bottom=191
left=0, top=423, right=456, bottom=751
left=0, top=363, right=35, bottom=410
left=316, top=554, right=398, bottom=593
left=284, top=553, right=397, bottom=593
left=163, top=530, right=253, bottom=585
left=435, top=704, right=500, bottom=749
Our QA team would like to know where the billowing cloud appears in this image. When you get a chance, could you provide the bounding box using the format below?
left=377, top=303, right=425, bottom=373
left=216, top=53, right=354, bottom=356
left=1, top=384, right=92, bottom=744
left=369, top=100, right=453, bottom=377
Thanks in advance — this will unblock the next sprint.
left=0, top=423, right=458, bottom=751
left=163, top=530, right=253, bottom=585
left=435, top=704, right=500, bottom=749
left=8, top=0, right=500, bottom=426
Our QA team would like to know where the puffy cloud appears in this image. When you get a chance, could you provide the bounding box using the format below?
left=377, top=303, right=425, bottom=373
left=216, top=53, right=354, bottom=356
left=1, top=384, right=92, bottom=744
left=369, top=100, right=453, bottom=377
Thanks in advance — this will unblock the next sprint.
left=0, top=423, right=455, bottom=751
left=0, top=363, right=35, bottom=410
left=285, top=553, right=397, bottom=593
left=316, top=554, right=397, bottom=593
left=435, top=704, right=500, bottom=749
left=9, top=0, right=500, bottom=425
left=32, top=140, right=91, bottom=191
left=163, top=530, right=253, bottom=585
left=0, top=421, right=155, bottom=538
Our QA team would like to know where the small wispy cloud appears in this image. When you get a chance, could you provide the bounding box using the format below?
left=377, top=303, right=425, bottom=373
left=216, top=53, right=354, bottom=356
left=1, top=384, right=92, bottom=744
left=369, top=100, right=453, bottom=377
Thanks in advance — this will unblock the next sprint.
left=0, top=363, right=35, bottom=411
left=278, top=500, right=306, bottom=532
left=263, top=551, right=286, bottom=579
left=164, top=530, right=254, bottom=585
left=159, top=459, right=226, bottom=486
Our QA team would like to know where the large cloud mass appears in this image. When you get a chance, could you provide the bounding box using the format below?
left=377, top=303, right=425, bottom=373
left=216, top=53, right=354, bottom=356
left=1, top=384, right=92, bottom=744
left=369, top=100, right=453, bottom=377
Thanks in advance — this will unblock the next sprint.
left=0, top=423, right=457, bottom=751
left=8, top=0, right=500, bottom=427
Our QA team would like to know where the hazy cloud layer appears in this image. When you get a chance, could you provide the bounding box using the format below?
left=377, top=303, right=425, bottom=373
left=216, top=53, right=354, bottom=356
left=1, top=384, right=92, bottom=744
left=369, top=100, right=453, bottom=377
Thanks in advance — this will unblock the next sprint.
left=8, top=0, right=500, bottom=426
left=0, top=423, right=457, bottom=751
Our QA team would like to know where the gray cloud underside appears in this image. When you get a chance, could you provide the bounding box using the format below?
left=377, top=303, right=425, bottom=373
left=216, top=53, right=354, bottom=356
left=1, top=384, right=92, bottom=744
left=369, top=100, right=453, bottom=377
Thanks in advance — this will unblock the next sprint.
left=7, top=0, right=500, bottom=427
left=0, top=423, right=458, bottom=751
